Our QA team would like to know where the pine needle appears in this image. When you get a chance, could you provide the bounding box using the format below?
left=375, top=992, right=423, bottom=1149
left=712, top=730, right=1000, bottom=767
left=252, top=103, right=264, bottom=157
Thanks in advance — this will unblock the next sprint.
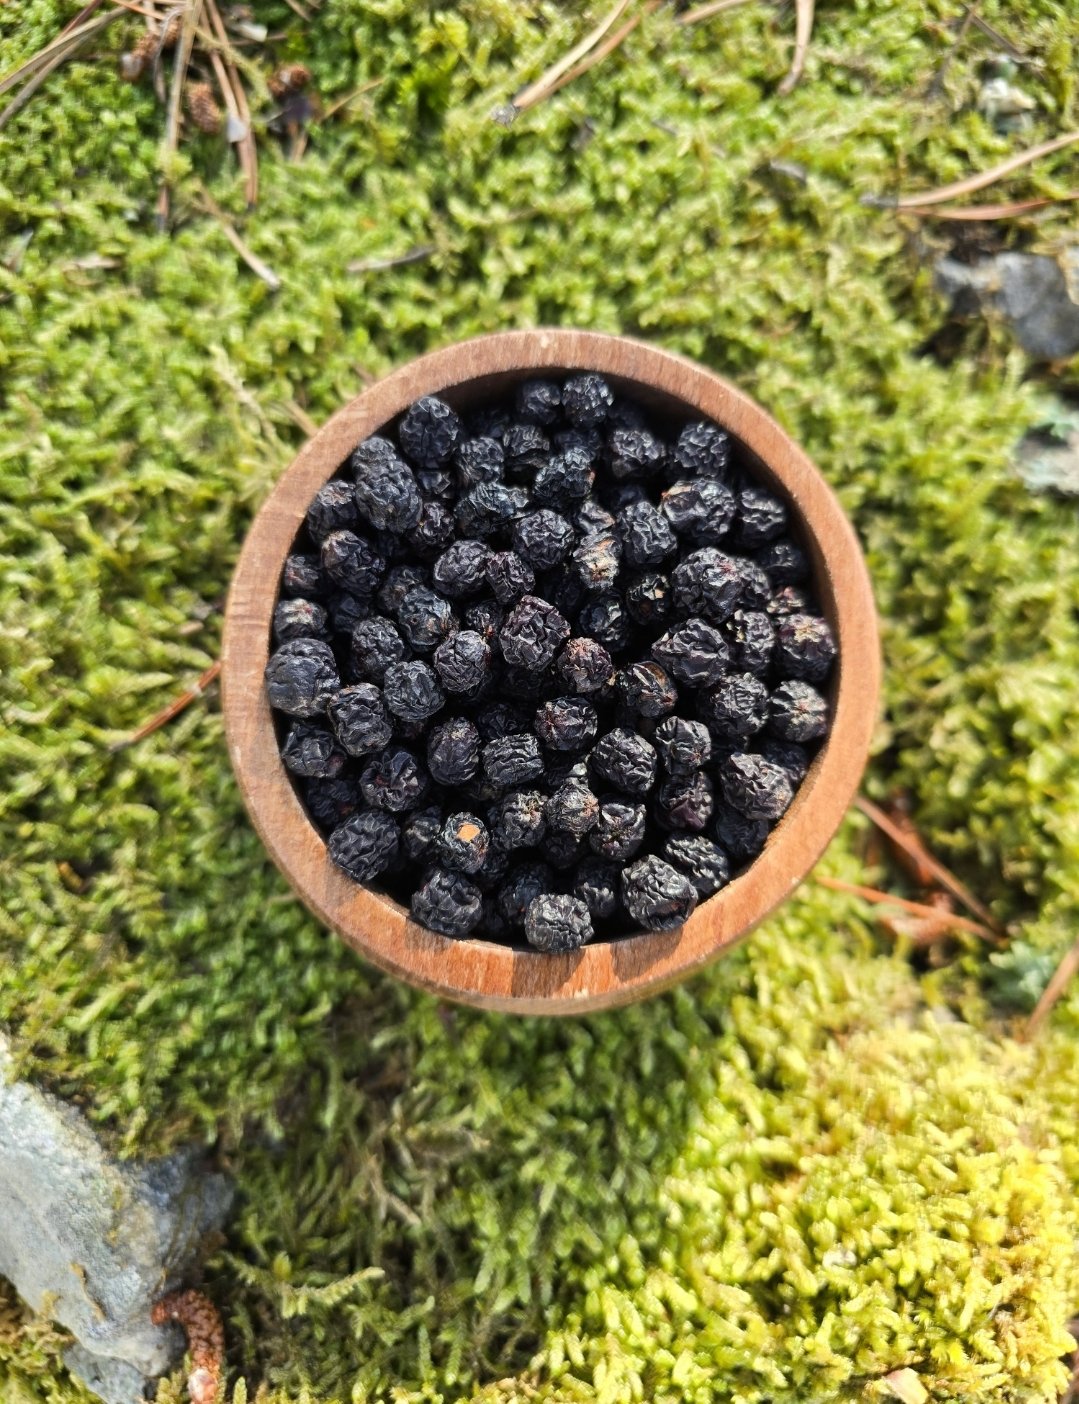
left=156, top=0, right=203, bottom=231
left=507, top=0, right=634, bottom=115
left=1023, top=935, right=1079, bottom=1040
left=865, top=129, right=1079, bottom=210
left=541, top=0, right=661, bottom=101
left=677, top=0, right=756, bottom=27
left=814, top=875, right=997, bottom=942
left=777, top=0, right=814, bottom=96
left=109, top=659, right=221, bottom=750
left=195, top=186, right=281, bottom=289
left=204, top=0, right=257, bottom=205
left=895, top=191, right=1079, bottom=220
left=0, top=9, right=123, bottom=128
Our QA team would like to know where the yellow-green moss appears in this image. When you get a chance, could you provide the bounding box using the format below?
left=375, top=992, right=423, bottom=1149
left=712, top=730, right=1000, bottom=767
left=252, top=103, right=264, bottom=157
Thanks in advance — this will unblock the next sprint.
left=3, top=1, right=1079, bottom=1401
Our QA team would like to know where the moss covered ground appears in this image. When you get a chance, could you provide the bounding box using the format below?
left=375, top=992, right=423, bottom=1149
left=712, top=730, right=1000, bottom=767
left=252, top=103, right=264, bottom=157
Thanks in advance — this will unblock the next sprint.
left=2, top=1, right=1079, bottom=1399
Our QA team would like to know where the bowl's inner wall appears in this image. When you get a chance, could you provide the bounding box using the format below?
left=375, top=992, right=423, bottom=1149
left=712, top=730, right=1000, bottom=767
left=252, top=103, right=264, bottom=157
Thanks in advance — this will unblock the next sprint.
left=271, top=364, right=839, bottom=952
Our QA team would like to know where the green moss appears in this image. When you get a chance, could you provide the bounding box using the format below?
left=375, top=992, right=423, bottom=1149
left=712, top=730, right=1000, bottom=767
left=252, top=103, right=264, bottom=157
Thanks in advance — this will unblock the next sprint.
left=3, top=1, right=1079, bottom=1400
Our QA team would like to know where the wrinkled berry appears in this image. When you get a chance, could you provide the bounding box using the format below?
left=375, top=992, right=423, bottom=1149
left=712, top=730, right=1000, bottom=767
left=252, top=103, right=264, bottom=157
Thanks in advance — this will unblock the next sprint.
left=500, top=595, right=570, bottom=671
left=591, top=728, right=657, bottom=796
left=433, top=539, right=490, bottom=599
left=433, top=629, right=491, bottom=695
left=399, top=396, right=462, bottom=469
left=454, top=436, right=504, bottom=489
left=557, top=636, right=613, bottom=693
left=574, top=858, right=621, bottom=919
left=328, top=683, right=394, bottom=755
left=498, top=861, right=554, bottom=925
left=608, top=427, right=665, bottom=480
left=360, top=747, right=428, bottom=813
left=396, top=587, right=458, bottom=652
left=701, top=672, right=769, bottom=741
left=321, top=530, right=386, bottom=596
left=544, top=780, right=600, bottom=837
left=622, top=855, right=698, bottom=930
left=535, top=697, right=598, bottom=752
left=656, top=770, right=714, bottom=832
left=412, top=867, right=482, bottom=936
left=306, top=479, right=358, bottom=542
left=483, top=733, right=545, bottom=786
left=652, top=716, right=711, bottom=776
left=274, top=598, right=330, bottom=644
left=524, top=894, right=593, bottom=952
left=383, top=660, right=445, bottom=723
left=281, top=721, right=347, bottom=778
left=589, top=799, right=647, bottom=861
left=513, top=510, right=574, bottom=570
left=652, top=618, right=730, bottom=687
left=427, top=717, right=481, bottom=785
left=485, top=550, right=534, bottom=604
left=616, top=661, right=677, bottom=719
left=672, top=421, right=730, bottom=478
left=490, top=789, right=547, bottom=849
left=265, top=638, right=340, bottom=717
left=769, top=679, right=829, bottom=742
left=774, top=613, right=837, bottom=682
left=328, top=810, right=400, bottom=883
left=350, top=616, right=406, bottom=683
left=719, top=752, right=794, bottom=820
left=354, top=460, right=422, bottom=533
left=661, top=478, right=736, bottom=543
left=561, top=373, right=614, bottom=429
left=515, top=379, right=562, bottom=426
left=438, top=812, right=490, bottom=875
left=663, top=835, right=730, bottom=897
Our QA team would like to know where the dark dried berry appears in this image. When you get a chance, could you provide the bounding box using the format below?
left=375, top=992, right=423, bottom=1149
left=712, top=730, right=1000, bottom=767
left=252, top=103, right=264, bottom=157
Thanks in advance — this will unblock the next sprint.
left=661, top=478, right=736, bottom=545
left=652, top=618, right=731, bottom=687
left=624, top=572, right=672, bottom=627
left=515, top=379, right=562, bottom=426
left=768, top=679, right=829, bottom=742
left=712, top=801, right=769, bottom=864
left=304, top=774, right=363, bottom=830
left=483, top=733, right=545, bottom=786
left=524, top=894, right=593, bottom=952
left=513, top=510, right=574, bottom=570
left=671, top=548, right=743, bottom=623
left=328, top=810, right=400, bottom=883
left=432, top=629, right=491, bottom=695
left=484, top=550, right=534, bottom=604
left=438, top=812, right=490, bottom=874
left=758, top=737, right=811, bottom=784
left=500, top=595, right=570, bottom=671
left=617, top=501, right=676, bottom=569
left=498, top=861, right=555, bottom=925
left=546, top=832, right=586, bottom=875
left=534, top=697, right=598, bottom=752
left=281, top=721, right=347, bottom=778
left=589, top=799, right=647, bottom=861
left=426, top=717, right=481, bottom=785
left=479, top=895, right=509, bottom=938
left=574, top=858, right=620, bottom=920
left=396, top=587, right=458, bottom=652
left=281, top=553, right=324, bottom=598
left=656, top=770, right=714, bottom=833
left=412, top=867, right=482, bottom=936
left=622, top=855, right=698, bottom=931
left=383, top=660, right=445, bottom=722
left=265, top=638, right=341, bottom=717
left=576, top=594, right=631, bottom=651
left=557, top=636, right=613, bottom=694
left=574, top=498, right=616, bottom=538
left=477, top=700, right=532, bottom=741
left=562, top=373, right=614, bottom=429
left=416, top=467, right=455, bottom=503
left=540, top=566, right=588, bottom=621
left=469, top=404, right=511, bottom=441
left=402, top=805, right=443, bottom=863
left=554, top=425, right=603, bottom=461
left=773, top=613, right=837, bottom=682
left=327, top=592, right=371, bottom=636
left=399, top=395, right=462, bottom=469
left=348, top=435, right=398, bottom=476
left=719, top=752, right=793, bottom=820
left=455, top=482, right=531, bottom=538
left=463, top=598, right=504, bottom=646
left=736, top=484, right=787, bottom=547
left=616, top=661, right=677, bottom=719
left=354, top=461, right=422, bottom=533
left=653, top=716, right=712, bottom=776
left=501, top=422, right=550, bottom=476
left=766, top=584, right=813, bottom=617
left=406, top=501, right=456, bottom=559
left=701, top=672, right=769, bottom=742
left=757, top=539, right=808, bottom=584
left=724, top=609, right=774, bottom=676
left=663, top=835, right=729, bottom=897
left=591, top=728, right=657, bottom=796
left=544, top=780, right=599, bottom=837
left=378, top=564, right=429, bottom=615
left=533, top=448, right=594, bottom=510
left=603, top=480, right=648, bottom=514
left=454, top=436, right=505, bottom=489
left=321, top=530, right=386, bottom=596
left=672, top=421, right=730, bottom=479
left=360, top=747, right=428, bottom=813
left=432, top=539, right=490, bottom=599
left=571, top=531, right=622, bottom=594
left=737, top=559, right=772, bottom=610
left=306, top=479, right=358, bottom=543
left=274, top=598, right=329, bottom=644
left=502, top=663, right=558, bottom=701
left=327, top=683, right=394, bottom=756
left=608, top=427, right=666, bottom=480
left=350, top=616, right=406, bottom=683
left=490, top=789, right=547, bottom=850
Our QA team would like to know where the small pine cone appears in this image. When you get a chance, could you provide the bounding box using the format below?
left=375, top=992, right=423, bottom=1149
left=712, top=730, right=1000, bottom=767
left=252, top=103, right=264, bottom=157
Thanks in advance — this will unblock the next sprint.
left=119, top=28, right=157, bottom=81
left=187, top=82, right=223, bottom=135
left=268, top=63, right=311, bottom=99
left=160, top=11, right=183, bottom=46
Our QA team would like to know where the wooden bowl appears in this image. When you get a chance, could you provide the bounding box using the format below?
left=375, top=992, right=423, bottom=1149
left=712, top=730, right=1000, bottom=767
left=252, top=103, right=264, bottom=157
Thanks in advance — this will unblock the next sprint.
left=223, top=329, right=879, bottom=1015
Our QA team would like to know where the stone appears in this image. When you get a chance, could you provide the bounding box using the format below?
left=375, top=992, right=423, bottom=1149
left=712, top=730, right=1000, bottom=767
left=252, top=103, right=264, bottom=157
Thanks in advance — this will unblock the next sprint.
left=0, top=1036, right=231, bottom=1404
left=935, top=248, right=1079, bottom=361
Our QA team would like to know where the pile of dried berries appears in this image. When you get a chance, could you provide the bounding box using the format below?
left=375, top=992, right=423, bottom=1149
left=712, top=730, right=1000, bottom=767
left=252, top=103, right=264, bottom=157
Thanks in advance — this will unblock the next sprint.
left=265, top=374, right=836, bottom=951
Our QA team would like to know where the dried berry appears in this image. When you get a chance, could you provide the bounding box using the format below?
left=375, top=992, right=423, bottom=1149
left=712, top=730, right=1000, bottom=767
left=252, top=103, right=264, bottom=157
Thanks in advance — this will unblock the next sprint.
left=766, top=584, right=813, bottom=617
left=557, top=636, right=613, bottom=694
left=327, top=592, right=371, bottom=636
left=544, top=780, right=600, bottom=837
left=348, top=435, right=399, bottom=476
left=617, top=500, right=676, bottom=568
left=455, top=482, right=531, bottom=538
left=621, top=855, right=698, bottom=930
left=438, top=812, right=490, bottom=874
left=652, top=618, right=730, bottom=687
left=383, top=661, right=445, bottom=723
left=281, top=722, right=347, bottom=779
left=773, top=613, right=837, bottom=682
left=265, top=638, right=340, bottom=717
left=524, top=894, right=593, bottom=952
left=327, top=683, right=394, bottom=755
left=463, top=599, right=504, bottom=646
left=757, top=539, right=808, bottom=584
left=616, top=661, right=677, bottom=719
left=500, top=595, right=570, bottom=671
left=736, top=484, right=787, bottom=546
left=328, top=810, right=400, bottom=883
left=304, top=775, right=363, bottom=830
left=534, top=697, right=598, bottom=752
left=321, top=530, right=386, bottom=596
left=513, top=510, right=574, bottom=570
left=768, top=679, right=829, bottom=742
left=354, top=461, right=422, bottom=533
left=701, top=672, right=769, bottom=741
left=498, top=861, right=555, bottom=925
left=433, top=629, right=491, bottom=695
left=561, top=373, right=614, bottom=429
left=477, top=700, right=532, bottom=741
left=589, top=798, right=647, bottom=861
left=412, top=867, right=482, bottom=936
left=490, top=789, right=547, bottom=850
left=350, top=616, right=406, bottom=683
left=378, top=564, right=429, bottom=615
left=484, top=550, right=534, bottom=604
left=671, top=547, right=743, bottom=623
left=624, top=572, right=672, bottom=627
left=712, top=801, right=769, bottom=865
left=501, top=422, right=550, bottom=476
left=652, top=716, right=711, bottom=776
left=591, top=728, right=657, bottom=796
left=427, top=717, right=481, bottom=785
left=661, top=478, right=736, bottom=543
left=577, top=594, right=631, bottom=651
left=406, top=501, right=456, bottom=560
left=758, top=737, right=811, bottom=784
left=482, top=733, right=545, bottom=786
left=398, top=395, right=462, bottom=469
left=672, top=421, right=730, bottom=478
left=454, top=436, right=504, bottom=489
left=655, top=770, right=714, bottom=833
left=533, top=448, right=594, bottom=510
left=663, top=835, right=729, bottom=897
left=282, top=553, right=324, bottom=598
left=396, top=587, right=458, bottom=652
left=574, top=859, right=620, bottom=920
left=402, top=806, right=443, bottom=864
left=724, top=609, right=774, bottom=676
left=719, top=752, right=794, bottom=820
left=359, top=747, right=428, bottom=812
left=432, top=539, right=490, bottom=599
left=571, top=531, right=622, bottom=593
left=608, top=427, right=665, bottom=480
left=306, top=480, right=358, bottom=543
left=274, top=598, right=329, bottom=644
left=515, top=379, right=562, bottom=426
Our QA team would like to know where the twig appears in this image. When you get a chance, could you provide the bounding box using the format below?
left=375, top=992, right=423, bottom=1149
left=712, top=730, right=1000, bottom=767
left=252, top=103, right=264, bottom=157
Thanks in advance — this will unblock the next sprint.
left=346, top=244, right=436, bottom=274
left=864, top=129, right=1079, bottom=210
left=967, top=12, right=1025, bottom=61
left=815, top=875, right=996, bottom=941
left=317, top=76, right=384, bottom=122
left=777, top=0, right=814, bottom=96
left=677, top=0, right=756, bottom=26
left=157, top=0, right=203, bottom=231
left=508, top=0, right=634, bottom=115
left=895, top=191, right=1079, bottom=220
left=1022, top=935, right=1079, bottom=1040
left=59, top=0, right=106, bottom=38
left=542, top=0, right=661, bottom=101
left=195, top=186, right=281, bottom=288
left=0, top=9, right=123, bottom=129
left=204, top=0, right=257, bottom=205
left=151, top=1291, right=224, bottom=1404
left=110, top=659, right=221, bottom=750
left=854, top=795, right=1003, bottom=933
left=925, top=3, right=978, bottom=100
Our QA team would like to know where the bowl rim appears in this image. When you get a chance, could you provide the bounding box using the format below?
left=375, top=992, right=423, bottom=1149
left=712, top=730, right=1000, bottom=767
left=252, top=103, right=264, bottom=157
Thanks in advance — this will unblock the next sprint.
left=222, top=328, right=880, bottom=1015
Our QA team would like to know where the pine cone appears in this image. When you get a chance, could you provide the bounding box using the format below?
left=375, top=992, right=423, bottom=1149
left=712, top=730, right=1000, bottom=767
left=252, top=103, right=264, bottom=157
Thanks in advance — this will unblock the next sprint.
left=160, top=11, right=183, bottom=46
left=119, top=28, right=157, bottom=81
left=187, top=82, right=223, bottom=135
left=269, top=63, right=312, bottom=99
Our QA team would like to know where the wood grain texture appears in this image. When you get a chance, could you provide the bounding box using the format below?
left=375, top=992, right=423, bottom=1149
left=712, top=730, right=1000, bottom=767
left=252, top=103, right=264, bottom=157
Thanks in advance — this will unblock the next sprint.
left=222, top=330, right=880, bottom=1015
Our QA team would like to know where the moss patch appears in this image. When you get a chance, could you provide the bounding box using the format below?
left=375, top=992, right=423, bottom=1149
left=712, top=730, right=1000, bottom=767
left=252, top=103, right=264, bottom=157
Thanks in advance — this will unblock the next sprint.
left=2, top=1, right=1079, bottom=1400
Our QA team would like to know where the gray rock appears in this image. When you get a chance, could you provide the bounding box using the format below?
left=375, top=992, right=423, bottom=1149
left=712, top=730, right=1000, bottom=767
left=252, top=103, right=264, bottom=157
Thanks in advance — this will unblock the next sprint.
left=0, top=1035, right=231, bottom=1404
left=935, top=248, right=1079, bottom=360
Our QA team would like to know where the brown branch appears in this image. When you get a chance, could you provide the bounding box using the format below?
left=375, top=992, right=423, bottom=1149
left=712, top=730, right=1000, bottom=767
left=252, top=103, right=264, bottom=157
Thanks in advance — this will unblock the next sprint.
left=507, top=0, right=634, bottom=115
left=677, top=0, right=756, bottom=26
left=195, top=186, right=281, bottom=288
left=777, top=0, right=814, bottom=96
left=814, top=875, right=997, bottom=942
left=151, top=1290, right=224, bottom=1404
left=110, top=659, right=221, bottom=751
left=864, top=129, right=1079, bottom=210
left=895, top=191, right=1079, bottom=220
left=541, top=0, right=662, bottom=101
left=853, top=795, right=1004, bottom=933
left=1022, top=936, right=1079, bottom=1040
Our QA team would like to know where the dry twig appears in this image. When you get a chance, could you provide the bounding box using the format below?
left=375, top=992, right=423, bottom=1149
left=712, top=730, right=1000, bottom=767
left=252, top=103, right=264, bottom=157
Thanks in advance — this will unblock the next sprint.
left=0, top=9, right=124, bottom=130
left=895, top=191, right=1079, bottom=220
left=677, top=0, right=756, bottom=26
left=506, top=0, right=634, bottom=115
left=347, top=244, right=435, bottom=274
left=195, top=186, right=281, bottom=288
left=204, top=0, right=258, bottom=205
left=110, top=659, right=221, bottom=751
left=151, top=1290, right=224, bottom=1404
left=864, top=129, right=1079, bottom=210
left=777, top=0, right=814, bottom=96
left=814, top=875, right=996, bottom=942
left=541, top=0, right=661, bottom=101
left=1023, top=935, right=1079, bottom=1040
left=157, top=1, right=203, bottom=230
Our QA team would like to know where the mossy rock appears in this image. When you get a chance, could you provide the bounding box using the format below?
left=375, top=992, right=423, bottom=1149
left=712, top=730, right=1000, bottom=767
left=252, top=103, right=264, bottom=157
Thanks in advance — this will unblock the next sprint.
left=2, top=2, right=1079, bottom=1401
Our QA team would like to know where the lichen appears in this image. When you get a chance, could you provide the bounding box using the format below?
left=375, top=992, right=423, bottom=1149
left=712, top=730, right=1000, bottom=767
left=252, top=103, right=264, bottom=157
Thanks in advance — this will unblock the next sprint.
left=3, top=0, right=1079, bottom=1401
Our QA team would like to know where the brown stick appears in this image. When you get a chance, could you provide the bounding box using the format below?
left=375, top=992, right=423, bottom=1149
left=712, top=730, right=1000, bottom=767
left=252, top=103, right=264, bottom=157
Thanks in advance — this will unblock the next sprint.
left=204, top=0, right=257, bottom=205
left=110, top=659, right=221, bottom=750
left=542, top=0, right=662, bottom=101
left=814, top=874, right=997, bottom=941
left=853, top=795, right=1004, bottom=933
left=895, top=191, right=1079, bottom=220
left=156, top=0, right=203, bottom=231
left=777, top=0, right=814, bottom=96
left=510, top=0, right=634, bottom=114
left=1022, top=936, right=1079, bottom=1040
left=677, top=0, right=756, bottom=26
left=195, top=186, right=281, bottom=288
left=865, top=130, right=1079, bottom=210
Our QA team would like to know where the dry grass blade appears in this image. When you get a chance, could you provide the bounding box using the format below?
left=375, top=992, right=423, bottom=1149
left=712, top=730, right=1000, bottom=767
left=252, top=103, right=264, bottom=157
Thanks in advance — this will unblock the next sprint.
left=896, top=191, right=1079, bottom=220
left=542, top=0, right=661, bottom=100
left=157, top=0, right=203, bottom=231
left=777, top=0, right=814, bottom=96
left=59, top=0, right=106, bottom=38
left=814, top=874, right=997, bottom=941
left=0, top=9, right=122, bottom=128
left=317, top=76, right=384, bottom=123
left=347, top=244, right=436, bottom=274
left=1022, top=935, right=1079, bottom=1040
left=854, top=795, right=1004, bottom=933
left=204, top=0, right=257, bottom=205
left=110, top=659, right=221, bottom=750
left=196, top=187, right=281, bottom=289
left=925, top=2, right=978, bottom=100
left=866, top=129, right=1079, bottom=209
left=510, top=0, right=633, bottom=114
left=677, top=0, right=756, bottom=27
